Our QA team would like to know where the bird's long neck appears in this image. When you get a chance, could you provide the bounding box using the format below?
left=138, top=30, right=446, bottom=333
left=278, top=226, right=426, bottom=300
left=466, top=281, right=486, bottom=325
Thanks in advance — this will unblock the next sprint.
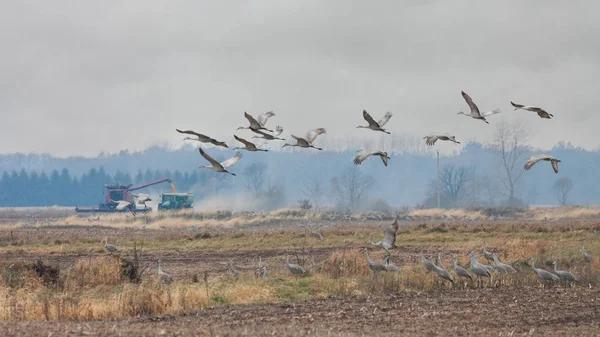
left=286, top=256, right=290, bottom=266
left=483, top=242, right=487, bottom=251
left=530, top=258, right=535, bottom=269
left=158, top=262, right=163, bottom=274
left=451, top=257, right=457, bottom=268
left=262, top=267, right=268, bottom=280
left=553, top=263, right=558, bottom=273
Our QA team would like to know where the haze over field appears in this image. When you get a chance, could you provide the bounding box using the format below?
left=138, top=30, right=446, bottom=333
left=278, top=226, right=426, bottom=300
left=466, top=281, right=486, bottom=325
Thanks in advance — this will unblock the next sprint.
left=0, top=1, right=599, bottom=156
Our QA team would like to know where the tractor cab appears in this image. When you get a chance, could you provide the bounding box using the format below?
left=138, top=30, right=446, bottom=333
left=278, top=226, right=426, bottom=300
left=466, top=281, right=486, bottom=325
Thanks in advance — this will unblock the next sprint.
left=158, top=193, right=194, bottom=210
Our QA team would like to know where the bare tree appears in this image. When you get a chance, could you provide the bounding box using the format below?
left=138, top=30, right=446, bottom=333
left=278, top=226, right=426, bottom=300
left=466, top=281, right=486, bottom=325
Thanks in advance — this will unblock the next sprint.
left=440, top=164, right=474, bottom=207
left=553, top=177, right=573, bottom=205
left=242, top=163, right=266, bottom=196
left=331, top=166, right=375, bottom=211
left=491, top=120, right=530, bottom=206
left=301, top=173, right=324, bottom=207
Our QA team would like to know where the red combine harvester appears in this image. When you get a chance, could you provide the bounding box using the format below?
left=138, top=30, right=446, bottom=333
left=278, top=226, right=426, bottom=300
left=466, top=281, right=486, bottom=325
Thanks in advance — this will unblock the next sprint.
left=75, top=178, right=176, bottom=213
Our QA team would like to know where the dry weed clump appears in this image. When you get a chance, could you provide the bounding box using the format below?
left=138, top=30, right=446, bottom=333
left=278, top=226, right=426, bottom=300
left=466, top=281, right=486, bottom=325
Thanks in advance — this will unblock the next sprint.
left=63, top=256, right=122, bottom=289
left=321, top=248, right=370, bottom=278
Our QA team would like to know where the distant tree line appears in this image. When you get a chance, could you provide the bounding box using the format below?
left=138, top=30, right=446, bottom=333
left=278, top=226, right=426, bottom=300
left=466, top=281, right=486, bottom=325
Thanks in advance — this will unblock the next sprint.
left=0, top=167, right=206, bottom=207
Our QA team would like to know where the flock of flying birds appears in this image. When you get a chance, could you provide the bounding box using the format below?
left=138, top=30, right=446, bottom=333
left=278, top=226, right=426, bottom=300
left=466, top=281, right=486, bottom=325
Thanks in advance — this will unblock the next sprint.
left=175, top=91, right=562, bottom=176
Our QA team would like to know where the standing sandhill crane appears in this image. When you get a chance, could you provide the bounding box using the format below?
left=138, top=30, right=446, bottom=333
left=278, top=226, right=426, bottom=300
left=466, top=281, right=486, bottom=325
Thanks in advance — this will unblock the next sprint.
left=492, top=253, right=517, bottom=274
left=524, top=154, right=561, bottom=174
left=529, top=257, right=559, bottom=285
left=469, top=251, right=491, bottom=286
left=553, top=261, right=578, bottom=286
left=451, top=254, right=472, bottom=281
left=353, top=150, right=390, bottom=167
left=457, top=91, right=501, bottom=124
left=198, top=148, right=242, bottom=176
left=251, top=126, right=285, bottom=141
left=229, top=259, right=240, bottom=280
left=310, top=230, right=324, bottom=241
left=108, top=199, right=136, bottom=215
left=357, top=110, right=393, bottom=134
left=432, top=260, right=454, bottom=286
left=238, top=111, right=274, bottom=132
left=285, top=255, right=306, bottom=276
left=482, top=241, right=494, bottom=263
left=582, top=244, right=592, bottom=262
left=511, top=102, right=553, bottom=119
left=368, top=217, right=399, bottom=255
left=103, top=237, right=120, bottom=254
left=282, top=128, right=326, bottom=150
left=383, top=255, right=401, bottom=273
left=365, top=248, right=388, bottom=274
left=157, top=260, right=173, bottom=284
left=423, top=134, right=460, bottom=146
left=420, top=251, right=436, bottom=274
left=233, top=135, right=268, bottom=152
left=176, top=129, right=229, bottom=148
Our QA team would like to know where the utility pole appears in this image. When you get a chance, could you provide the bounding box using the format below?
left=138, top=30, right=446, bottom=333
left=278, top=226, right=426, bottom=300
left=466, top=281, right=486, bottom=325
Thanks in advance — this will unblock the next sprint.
left=437, top=150, right=441, bottom=209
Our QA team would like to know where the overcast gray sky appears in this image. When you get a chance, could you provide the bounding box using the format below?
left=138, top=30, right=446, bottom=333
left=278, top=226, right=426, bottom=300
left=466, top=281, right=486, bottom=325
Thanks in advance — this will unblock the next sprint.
left=0, top=1, right=598, bottom=157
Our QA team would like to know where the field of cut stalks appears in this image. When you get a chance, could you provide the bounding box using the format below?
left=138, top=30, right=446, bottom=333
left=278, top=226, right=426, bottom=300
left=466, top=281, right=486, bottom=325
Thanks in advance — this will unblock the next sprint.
left=0, top=207, right=598, bottom=334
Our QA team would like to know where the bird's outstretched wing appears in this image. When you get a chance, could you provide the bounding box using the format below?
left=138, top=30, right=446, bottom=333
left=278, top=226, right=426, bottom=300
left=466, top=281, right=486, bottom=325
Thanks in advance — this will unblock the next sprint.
left=481, top=108, right=502, bottom=117
left=305, top=128, right=327, bottom=143
left=234, top=135, right=252, bottom=147
left=353, top=150, right=368, bottom=165
left=362, top=110, right=379, bottom=127
left=198, top=148, right=222, bottom=167
left=377, top=111, right=393, bottom=127
left=257, top=111, right=275, bottom=126
left=221, top=151, right=243, bottom=168
left=425, top=135, right=438, bottom=146
left=378, top=152, right=389, bottom=167
left=524, top=154, right=549, bottom=170
left=274, top=125, right=284, bottom=137
left=461, top=91, right=481, bottom=116
left=244, top=112, right=262, bottom=126
left=551, top=160, right=559, bottom=173
left=510, top=101, right=524, bottom=109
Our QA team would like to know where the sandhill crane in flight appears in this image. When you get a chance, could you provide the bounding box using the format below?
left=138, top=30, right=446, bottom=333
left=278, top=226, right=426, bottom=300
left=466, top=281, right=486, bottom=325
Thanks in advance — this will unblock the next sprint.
left=353, top=150, right=390, bottom=167
left=524, top=154, right=561, bottom=173
left=198, top=148, right=242, bottom=176
left=131, top=193, right=151, bottom=207
left=582, top=244, right=592, bottom=262
left=233, top=135, right=268, bottom=152
left=238, top=112, right=274, bottom=132
left=157, top=260, right=173, bottom=284
left=529, top=257, right=559, bottom=286
left=103, top=237, right=120, bottom=253
left=108, top=199, right=136, bottom=216
left=357, top=110, right=393, bottom=134
left=511, top=102, right=553, bottom=119
left=423, top=133, right=460, bottom=146
left=368, top=216, right=399, bottom=255
left=176, top=129, right=229, bottom=148
left=251, top=126, right=284, bottom=141
left=282, top=128, right=327, bottom=150
left=457, top=91, right=501, bottom=124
